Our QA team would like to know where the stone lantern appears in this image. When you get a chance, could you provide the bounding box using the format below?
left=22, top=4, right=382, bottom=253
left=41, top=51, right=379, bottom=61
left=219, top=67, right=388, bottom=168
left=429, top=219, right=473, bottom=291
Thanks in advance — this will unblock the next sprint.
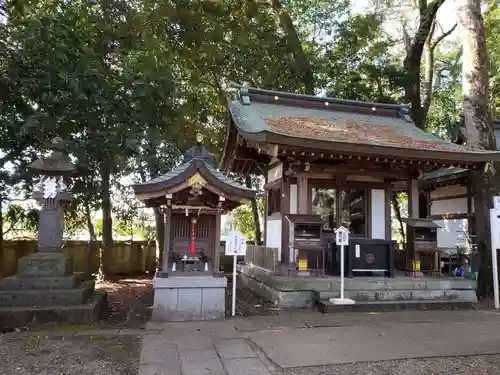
left=28, top=137, right=77, bottom=254
left=0, top=138, right=105, bottom=329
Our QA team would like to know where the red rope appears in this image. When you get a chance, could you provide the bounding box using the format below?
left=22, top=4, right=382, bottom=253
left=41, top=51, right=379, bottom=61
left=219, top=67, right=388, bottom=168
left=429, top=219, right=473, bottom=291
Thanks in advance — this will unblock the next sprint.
left=188, top=219, right=196, bottom=254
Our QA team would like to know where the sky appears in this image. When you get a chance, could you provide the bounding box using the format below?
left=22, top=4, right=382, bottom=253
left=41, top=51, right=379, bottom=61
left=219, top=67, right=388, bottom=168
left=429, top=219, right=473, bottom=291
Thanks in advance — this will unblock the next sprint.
left=352, top=0, right=460, bottom=41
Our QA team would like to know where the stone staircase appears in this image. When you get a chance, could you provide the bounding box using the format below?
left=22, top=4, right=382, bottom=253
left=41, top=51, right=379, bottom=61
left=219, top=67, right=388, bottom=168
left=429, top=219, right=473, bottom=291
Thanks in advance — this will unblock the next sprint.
left=314, top=278, right=478, bottom=313
left=0, top=252, right=106, bottom=329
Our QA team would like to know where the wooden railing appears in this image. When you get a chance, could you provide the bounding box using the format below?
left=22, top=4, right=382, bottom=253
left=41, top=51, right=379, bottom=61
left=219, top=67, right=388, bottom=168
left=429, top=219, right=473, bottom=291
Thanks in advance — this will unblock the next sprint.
left=244, top=245, right=278, bottom=273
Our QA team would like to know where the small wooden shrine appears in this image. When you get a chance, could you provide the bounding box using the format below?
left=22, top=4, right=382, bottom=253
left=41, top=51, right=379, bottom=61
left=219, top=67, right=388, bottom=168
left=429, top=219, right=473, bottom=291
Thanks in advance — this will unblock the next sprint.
left=132, top=133, right=255, bottom=321
left=220, top=84, right=500, bottom=278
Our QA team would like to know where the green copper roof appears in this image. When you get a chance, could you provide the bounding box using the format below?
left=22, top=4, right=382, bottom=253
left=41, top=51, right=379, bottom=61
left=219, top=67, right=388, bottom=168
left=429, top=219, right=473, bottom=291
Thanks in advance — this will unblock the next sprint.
left=227, top=86, right=500, bottom=160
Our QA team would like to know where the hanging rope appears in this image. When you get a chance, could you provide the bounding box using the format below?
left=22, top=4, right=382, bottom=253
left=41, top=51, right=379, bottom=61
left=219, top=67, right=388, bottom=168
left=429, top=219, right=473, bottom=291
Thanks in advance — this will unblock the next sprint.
left=188, top=217, right=196, bottom=254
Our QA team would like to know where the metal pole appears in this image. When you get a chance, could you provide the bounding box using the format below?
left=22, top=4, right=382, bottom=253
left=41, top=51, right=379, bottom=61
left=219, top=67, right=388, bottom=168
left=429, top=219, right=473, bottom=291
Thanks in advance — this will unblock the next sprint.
left=489, top=209, right=499, bottom=309
left=340, top=244, right=345, bottom=300
left=232, top=254, right=237, bottom=316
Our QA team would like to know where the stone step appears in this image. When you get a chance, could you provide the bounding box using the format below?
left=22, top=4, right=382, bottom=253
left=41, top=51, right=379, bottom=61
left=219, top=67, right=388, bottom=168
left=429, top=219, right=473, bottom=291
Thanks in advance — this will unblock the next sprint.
left=0, top=274, right=85, bottom=290
left=316, top=299, right=475, bottom=313
left=0, top=291, right=107, bottom=330
left=0, top=280, right=95, bottom=307
left=313, top=289, right=478, bottom=303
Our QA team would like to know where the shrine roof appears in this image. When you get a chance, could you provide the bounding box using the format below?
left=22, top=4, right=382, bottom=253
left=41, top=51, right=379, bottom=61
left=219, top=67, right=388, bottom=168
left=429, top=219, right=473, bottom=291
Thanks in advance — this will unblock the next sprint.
left=133, top=158, right=254, bottom=194
left=226, top=85, right=500, bottom=163
left=132, top=140, right=255, bottom=206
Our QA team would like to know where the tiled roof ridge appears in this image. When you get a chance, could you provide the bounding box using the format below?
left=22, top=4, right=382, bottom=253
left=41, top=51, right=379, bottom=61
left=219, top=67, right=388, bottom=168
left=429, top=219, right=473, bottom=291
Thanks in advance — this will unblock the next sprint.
left=230, top=82, right=410, bottom=115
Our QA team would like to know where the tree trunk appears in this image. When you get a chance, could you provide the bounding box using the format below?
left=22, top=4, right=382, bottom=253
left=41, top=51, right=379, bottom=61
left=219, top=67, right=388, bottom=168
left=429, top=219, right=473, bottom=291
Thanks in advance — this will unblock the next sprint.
left=458, top=0, right=496, bottom=297
left=0, top=196, right=3, bottom=265
left=269, top=0, right=315, bottom=94
left=84, top=198, right=96, bottom=278
left=402, top=0, right=446, bottom=129
left=245, top=175, right=262, bottom=245
left=101, top=165, right=113, bottom=278
left=144, top=132, right=165, bottom=270
left=154, top=208, right=165, bottom=268
left=391, top=192, right=406, bottom=244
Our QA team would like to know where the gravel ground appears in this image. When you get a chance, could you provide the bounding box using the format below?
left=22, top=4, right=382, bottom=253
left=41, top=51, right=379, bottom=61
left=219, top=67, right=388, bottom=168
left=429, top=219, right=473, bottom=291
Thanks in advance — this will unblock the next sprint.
left=0, top=335, right=141, bottom=375
left=279, top=355, right=500, bottom=375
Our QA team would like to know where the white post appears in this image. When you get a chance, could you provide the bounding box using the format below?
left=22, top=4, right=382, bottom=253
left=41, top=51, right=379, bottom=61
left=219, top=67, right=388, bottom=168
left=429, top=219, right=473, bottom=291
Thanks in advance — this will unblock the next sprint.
left=340, top=244, right=345, bottom=300
left=232, top=254, right=237, bottom=316
left=489, top=209, right=499, bottom=309
left=330, top=226, right=355, bottom=305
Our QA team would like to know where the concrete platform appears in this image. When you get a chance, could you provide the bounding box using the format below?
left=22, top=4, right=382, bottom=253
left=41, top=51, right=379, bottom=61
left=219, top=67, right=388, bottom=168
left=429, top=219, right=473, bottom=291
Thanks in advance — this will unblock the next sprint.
left=238, top=264, right=478, bottom=308
left=316, top=299, right=475, bottom=313
left=0, top=290, right=107, bottom=330
left=152, top=274, right=227, bottom=321
left=137, top=310, right=500, bottom=374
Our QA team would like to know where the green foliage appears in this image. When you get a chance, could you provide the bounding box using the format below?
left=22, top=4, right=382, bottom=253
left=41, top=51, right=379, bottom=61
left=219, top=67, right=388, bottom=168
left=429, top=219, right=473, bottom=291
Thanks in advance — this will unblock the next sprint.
left=486, top=1, right=500, bottom=117
left=2, top=204, right=39, bottom=238
left=232, top=198, right=265, bottom=243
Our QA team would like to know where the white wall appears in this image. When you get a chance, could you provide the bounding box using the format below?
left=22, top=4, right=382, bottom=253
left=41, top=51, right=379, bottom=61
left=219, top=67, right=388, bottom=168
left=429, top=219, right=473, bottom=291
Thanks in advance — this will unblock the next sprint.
left=266, top=215, right=282, bottom=261
left=495, top=129, right=500, bottom=149
left=267, top=163, right=283, bottom=183
left=430, top=190, right=469, bottom=251
left=371, top=189, right=386, bottom=239
left=289, top=184, right=297, bottom=214
left=431, top=198, right=468, bottom=215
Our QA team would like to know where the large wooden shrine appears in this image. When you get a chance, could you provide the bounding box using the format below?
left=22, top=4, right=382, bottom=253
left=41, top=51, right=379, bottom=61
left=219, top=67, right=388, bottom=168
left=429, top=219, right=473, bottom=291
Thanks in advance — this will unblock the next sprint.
left=133, top=134, right=255, bottom=321
left=221, top=85, right=500, bottom=279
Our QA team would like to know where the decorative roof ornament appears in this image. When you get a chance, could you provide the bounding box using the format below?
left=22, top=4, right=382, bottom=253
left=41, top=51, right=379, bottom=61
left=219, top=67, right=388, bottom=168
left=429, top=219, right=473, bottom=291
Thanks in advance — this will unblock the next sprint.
left=182, top=133, right=214, bottom=166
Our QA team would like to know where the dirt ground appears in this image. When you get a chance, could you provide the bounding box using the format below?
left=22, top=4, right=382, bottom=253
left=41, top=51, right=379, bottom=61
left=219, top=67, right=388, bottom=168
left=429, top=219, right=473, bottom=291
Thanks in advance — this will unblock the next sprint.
left=0, top=335, right=141, bottom=375
left=280, top=355, right=500, bottom=375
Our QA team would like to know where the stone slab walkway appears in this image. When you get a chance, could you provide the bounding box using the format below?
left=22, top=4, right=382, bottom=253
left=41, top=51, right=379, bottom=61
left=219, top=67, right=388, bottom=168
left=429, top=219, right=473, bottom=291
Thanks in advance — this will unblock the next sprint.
left=138, top=310, right=500, bottom=375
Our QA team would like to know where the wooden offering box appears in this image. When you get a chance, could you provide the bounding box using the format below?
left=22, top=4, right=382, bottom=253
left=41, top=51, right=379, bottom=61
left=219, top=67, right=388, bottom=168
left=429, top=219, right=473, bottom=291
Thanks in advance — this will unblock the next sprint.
left=404, top=218, right=441, bottom=276
left=285, top=214, right=325, bottom=276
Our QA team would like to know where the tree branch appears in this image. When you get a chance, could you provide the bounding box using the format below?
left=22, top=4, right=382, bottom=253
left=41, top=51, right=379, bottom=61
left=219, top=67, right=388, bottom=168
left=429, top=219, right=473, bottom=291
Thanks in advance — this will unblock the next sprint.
left=431, top=23, right=458, bottom=51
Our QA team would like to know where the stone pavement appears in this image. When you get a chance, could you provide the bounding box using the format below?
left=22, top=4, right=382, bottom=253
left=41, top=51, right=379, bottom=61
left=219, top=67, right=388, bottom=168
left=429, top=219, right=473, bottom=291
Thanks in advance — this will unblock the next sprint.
left=138, top=310, right=500, bottom=375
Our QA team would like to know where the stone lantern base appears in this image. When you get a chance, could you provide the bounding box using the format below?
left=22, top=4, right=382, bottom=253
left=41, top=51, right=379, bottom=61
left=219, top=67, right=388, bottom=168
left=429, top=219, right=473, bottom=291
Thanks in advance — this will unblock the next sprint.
left=0, top=252, right=107, bottom=329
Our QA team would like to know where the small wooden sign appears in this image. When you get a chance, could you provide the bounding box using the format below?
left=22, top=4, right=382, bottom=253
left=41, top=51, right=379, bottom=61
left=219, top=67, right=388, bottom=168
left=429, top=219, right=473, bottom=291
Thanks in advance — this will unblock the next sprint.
left=335, top=226, right=349, bottom=246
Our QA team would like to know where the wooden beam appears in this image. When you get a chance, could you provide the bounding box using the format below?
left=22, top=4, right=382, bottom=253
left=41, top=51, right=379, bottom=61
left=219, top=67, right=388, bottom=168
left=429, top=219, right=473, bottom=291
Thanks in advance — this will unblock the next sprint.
left=429, top=193, right=469, bottom=202
left=214, top=203, right=222, bottom=274
left=163, top=203, right=172, bottom=271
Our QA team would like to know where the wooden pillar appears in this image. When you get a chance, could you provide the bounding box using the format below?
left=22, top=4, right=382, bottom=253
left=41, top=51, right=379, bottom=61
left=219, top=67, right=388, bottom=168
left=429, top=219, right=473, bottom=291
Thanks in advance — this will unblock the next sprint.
left=281, top=177, right=290, bottom=266
left=385, top=187, right=392, bottom=241
left=263, top=173, right=268, bottom=247
left=163, top=203, right=172, bottom=272
left=297, top=174, right=308, bottom=214
left=213, top=204, right=222, bottom=274
left=407, top=178, right=419, bottom=218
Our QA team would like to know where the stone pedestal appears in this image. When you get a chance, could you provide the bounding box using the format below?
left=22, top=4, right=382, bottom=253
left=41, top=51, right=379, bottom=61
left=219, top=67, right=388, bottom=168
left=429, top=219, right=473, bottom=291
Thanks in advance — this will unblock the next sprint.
left=152, top=274, right=227, bottom=321
left=0, top=252, right=106, bottom=329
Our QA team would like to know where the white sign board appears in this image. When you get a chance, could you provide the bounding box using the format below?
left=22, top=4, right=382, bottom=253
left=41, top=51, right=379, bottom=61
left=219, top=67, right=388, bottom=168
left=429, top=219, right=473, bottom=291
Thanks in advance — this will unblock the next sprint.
left=494, top=197, right=500, bottom=210
left=335, top=226, right=349, bottom=246
left=225, top=230, right=247, bottom=256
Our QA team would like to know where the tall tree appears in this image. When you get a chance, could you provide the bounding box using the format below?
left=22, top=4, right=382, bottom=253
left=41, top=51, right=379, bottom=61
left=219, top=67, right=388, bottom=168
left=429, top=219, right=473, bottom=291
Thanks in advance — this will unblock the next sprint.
left=458, top=0, right=496, bottom=297
left=402, top=0, right=448, bottom=129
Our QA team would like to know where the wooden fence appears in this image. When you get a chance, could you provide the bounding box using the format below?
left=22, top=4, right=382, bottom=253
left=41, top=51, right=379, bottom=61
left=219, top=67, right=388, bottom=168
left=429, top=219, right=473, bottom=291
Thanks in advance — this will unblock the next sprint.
left=244, top=244, right=278, bottom=272
left=0, top=240, right=157, bottom=278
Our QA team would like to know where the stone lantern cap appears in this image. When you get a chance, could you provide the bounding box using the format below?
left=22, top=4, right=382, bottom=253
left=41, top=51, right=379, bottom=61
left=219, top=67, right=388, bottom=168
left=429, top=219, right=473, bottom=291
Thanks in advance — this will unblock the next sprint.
left=27, top=137, right=78, bottom=177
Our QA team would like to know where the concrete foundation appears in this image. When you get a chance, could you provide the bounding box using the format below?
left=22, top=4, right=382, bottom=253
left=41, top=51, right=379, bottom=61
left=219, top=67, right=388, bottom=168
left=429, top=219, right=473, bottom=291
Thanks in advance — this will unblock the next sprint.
left=152, top=274, right=227, bottom=321
left=237, top=264, right=478, bottom=309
